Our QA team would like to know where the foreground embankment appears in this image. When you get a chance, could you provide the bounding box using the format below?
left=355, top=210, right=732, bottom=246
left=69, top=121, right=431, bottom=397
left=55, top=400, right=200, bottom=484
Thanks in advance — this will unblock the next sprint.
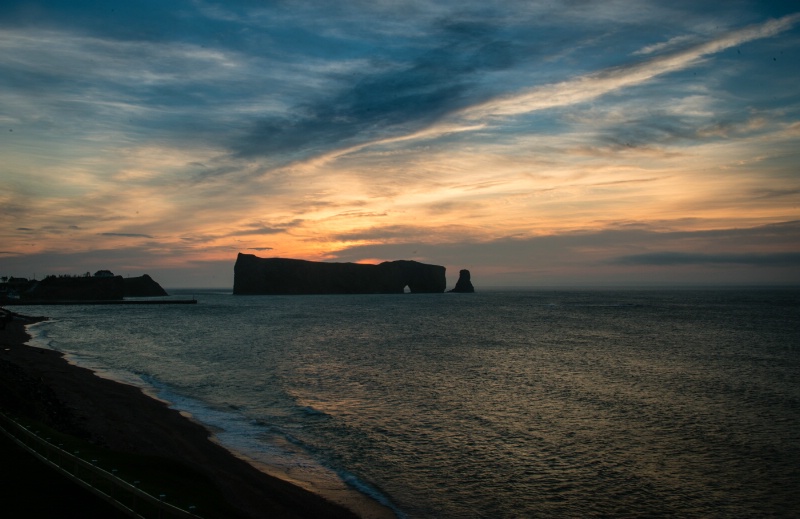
left=0, top=312, right=362, bottom=519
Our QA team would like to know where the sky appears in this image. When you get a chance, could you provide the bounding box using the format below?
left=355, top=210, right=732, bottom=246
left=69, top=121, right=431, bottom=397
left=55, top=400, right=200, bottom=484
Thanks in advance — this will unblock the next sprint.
left=2, top=1, right=799, bottom=288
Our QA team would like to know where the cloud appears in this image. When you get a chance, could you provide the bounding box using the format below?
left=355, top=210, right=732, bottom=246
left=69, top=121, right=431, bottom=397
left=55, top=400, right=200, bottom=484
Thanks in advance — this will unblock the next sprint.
left=231, top=18, right=519, bottom=159
left=3, top=3, right=799, bottom=288
left=99, top=232, right=154, bottom=238
left=331, top=224, right=480, bottom=243
left=235, top=10, right=800, bottom=170
left=229, top=227, right=286, bottom=237
left=611, top=252, right=800, bottom=266
left=227, top=220, right=305, bottom=238
left=458, top=13, right=800, bottom=120
left=327, top=220, right=800, bottom=269
left=749, top=188, right=800, bottom=200
left=632, top=34, right=698, bottom=55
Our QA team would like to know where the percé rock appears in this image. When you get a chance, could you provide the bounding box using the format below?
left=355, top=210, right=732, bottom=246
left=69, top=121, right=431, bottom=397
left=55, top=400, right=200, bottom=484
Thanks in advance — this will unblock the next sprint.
left=123, top=274, right=169, bottom=297
left=449, top=269, right=475, bottom=293
left=233, top=253, right=447, bottom=294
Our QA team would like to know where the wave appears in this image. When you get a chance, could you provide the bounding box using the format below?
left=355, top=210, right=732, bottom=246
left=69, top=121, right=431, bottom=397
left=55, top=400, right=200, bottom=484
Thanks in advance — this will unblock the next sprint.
left=138, top=378, right=398, bottom=518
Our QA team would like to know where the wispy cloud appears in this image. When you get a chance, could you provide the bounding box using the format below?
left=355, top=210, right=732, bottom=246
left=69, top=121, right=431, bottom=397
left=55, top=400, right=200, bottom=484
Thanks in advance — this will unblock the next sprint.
left=99, top=232, right=154, bottom=239
left=231, top=18, right=521, bottom=159
left=260, top=11, right=800, bottom=172
left=632, top=34, right=699, bottom=56
left=458, top=13, right=800, bottom=120
left=611, top=251, right=800, bottom=266
left=229, top=227, right=286, bottom=237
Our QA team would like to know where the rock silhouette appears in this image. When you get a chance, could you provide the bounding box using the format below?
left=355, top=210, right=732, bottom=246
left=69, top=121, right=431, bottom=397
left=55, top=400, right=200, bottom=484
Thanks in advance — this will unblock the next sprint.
left=1, top=272, right=169, bottom=301
left=233, top=253, right=447, bottom=294
left=449, top=269, right=475, bottom=293
left=123, top=274, right=169, bottom=297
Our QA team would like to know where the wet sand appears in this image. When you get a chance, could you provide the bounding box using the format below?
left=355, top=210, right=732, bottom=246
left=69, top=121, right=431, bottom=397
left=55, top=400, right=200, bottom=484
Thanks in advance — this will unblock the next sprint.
left=0, top=313, right=382, bottom=519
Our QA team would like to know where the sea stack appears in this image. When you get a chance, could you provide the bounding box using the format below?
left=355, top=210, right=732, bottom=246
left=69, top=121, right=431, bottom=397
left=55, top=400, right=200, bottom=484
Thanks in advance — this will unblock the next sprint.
left=449, top=269, right=475, bottom=293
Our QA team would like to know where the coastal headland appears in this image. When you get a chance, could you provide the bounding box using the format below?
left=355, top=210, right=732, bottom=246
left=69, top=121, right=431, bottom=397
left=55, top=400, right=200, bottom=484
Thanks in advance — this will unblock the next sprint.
left=1, top=271, right=172, bottom=303
left=1, top=271, right=197, bottom=306
left=0, top=312, right=385, bottom=519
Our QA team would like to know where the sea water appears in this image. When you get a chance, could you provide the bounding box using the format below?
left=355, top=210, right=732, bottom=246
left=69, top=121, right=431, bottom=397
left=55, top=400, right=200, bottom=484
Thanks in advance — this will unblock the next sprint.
left=25, top=289, right=800, bottom=517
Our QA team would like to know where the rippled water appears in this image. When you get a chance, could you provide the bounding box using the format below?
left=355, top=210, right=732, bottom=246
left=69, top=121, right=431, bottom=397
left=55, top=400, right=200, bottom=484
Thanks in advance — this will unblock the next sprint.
left=26, top=289, right=800, bottom=517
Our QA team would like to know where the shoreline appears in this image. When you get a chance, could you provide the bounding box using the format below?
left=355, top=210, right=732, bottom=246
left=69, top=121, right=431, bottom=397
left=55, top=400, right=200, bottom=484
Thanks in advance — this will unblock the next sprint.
left=0, top=312, right=394, bottom=519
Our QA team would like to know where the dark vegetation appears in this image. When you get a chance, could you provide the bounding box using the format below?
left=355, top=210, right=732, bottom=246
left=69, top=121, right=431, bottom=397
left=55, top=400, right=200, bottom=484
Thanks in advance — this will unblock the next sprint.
left=1, top=271, right=168, bottom=302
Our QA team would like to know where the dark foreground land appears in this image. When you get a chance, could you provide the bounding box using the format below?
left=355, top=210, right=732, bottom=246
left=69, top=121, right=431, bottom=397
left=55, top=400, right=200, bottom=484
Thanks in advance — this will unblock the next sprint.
left=0, top=312, right=363, bottom=519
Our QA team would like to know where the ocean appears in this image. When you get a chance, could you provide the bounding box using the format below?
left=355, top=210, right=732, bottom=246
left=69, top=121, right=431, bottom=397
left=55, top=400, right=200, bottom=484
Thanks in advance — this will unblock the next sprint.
left=25, top=288, right=800, bottom=518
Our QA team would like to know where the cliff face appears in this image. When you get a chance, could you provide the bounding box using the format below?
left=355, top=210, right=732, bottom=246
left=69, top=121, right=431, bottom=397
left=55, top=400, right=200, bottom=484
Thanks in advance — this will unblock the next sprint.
left=123, top=274, right=169, bottom=297
left=233, top=254, right=447, bottom=294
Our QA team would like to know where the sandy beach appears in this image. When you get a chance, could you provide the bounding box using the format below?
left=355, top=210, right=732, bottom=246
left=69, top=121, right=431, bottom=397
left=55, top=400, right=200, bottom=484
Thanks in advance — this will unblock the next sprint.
left=0, top=312, right=369, bottom=519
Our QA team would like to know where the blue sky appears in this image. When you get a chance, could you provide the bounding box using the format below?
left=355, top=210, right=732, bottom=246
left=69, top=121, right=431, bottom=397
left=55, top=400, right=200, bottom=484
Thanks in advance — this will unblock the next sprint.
left=2, top=1, right=799, bottom=288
